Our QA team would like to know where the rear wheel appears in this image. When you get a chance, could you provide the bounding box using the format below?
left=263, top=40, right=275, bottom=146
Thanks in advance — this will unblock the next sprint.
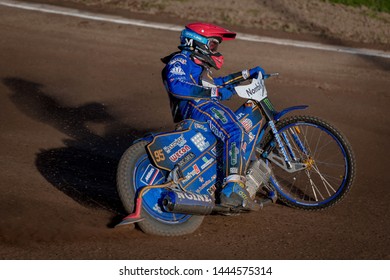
left=117, top=141, right=204, bottom=236
left=262, top=116, right=355, bottom=210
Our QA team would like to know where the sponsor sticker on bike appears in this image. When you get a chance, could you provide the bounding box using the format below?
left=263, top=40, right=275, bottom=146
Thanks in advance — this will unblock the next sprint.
left=190, top=132, right=210, bottom=152
left=196, top=174, right=217, bottom=193
left=163, top=134, right=187, bottom=154
left=176, top=191, right=213, bottom=203
left=140, top=164, right=160, bottom=185
left=201, top=156, right=215, bottom=170
left=177, top=152, right=196, bottom=168
left=169, top=145, right=191, bottom=162
left=181, top=164, right=201, bottom=184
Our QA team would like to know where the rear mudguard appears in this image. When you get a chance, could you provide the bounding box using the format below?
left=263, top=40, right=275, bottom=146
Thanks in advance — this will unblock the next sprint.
left=274, top=105, right=308, bottom=121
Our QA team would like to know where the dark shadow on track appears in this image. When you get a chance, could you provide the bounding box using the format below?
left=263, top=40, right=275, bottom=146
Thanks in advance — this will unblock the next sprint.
left=3, top=77, right=151, bottom=226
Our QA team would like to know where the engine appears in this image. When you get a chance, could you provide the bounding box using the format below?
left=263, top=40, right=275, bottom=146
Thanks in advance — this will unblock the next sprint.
left=245, top=158, right=272, bottom=198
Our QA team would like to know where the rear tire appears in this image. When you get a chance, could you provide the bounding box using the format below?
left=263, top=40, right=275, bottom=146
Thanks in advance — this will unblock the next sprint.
left=117, top=141, right=204, bottom=236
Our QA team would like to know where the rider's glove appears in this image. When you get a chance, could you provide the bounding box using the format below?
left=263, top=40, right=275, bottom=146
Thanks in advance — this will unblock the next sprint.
left=248, top=66, right=266, bottom=79
left=218, top=85, right=235, bottom=101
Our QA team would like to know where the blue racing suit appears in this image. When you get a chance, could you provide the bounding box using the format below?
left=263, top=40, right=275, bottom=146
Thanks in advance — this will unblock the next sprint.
left=162, top=50, right=250, bottom=177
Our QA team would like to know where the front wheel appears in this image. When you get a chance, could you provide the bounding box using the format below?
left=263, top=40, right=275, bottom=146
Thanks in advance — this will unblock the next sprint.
left=117, top=141, right=204, bottom=236
left=262, top=116, right=356, bottom=210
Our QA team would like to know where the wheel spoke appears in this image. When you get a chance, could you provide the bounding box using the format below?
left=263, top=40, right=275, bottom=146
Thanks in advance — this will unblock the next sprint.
left=266, top=116, right=354, bottom=209
left=311, top=164, right=337, bottom=195
left=305, top=169, right=325, bottom=201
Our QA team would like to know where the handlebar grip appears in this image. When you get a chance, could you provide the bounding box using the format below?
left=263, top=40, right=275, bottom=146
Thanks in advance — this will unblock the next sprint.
left=264, top=72, right=279, bottom=79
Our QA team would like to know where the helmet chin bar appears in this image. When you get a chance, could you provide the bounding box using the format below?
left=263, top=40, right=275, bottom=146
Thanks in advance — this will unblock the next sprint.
left=191, top=51, right=224, bottom=70
left=211, top=53, right=224, bottom=70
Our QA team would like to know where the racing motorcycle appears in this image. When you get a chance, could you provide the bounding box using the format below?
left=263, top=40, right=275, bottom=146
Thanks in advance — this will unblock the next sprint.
left=116, top=72, right=355, bottom=236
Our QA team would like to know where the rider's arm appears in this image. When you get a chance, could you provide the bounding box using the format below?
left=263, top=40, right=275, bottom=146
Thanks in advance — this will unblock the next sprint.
left=214, top=66, right=265, bottom=86
left=166, top=78, right=217, bottom=99
left=214, top=70, right=249, bottom=86
left=164, top=58, right=217, bottom=100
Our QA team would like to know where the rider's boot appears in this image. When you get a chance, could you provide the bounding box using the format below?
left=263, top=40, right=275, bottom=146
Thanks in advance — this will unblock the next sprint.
left=219, top=175, right=260, bottom=211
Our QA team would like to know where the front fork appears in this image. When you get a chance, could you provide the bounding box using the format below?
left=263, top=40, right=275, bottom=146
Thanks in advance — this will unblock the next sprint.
left=262, top=120, right=308, bottom=173
left=269, top=121, right=292, bottom=168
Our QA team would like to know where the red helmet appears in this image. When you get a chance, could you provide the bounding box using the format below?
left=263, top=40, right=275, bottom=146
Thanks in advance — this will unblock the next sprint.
left=180, top=22, right=236, bottom=69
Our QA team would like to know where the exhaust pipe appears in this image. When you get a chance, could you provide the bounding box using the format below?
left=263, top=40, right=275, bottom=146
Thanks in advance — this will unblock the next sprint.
left=162, top=190, right=215, bottom=215
left=162, top=190, right=275, bottom=216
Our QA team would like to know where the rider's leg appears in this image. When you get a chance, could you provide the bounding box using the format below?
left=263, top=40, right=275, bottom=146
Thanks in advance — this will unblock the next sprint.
left=189, top=101, right=258, bottom=210
left=218, top=120, right=259, bottom=211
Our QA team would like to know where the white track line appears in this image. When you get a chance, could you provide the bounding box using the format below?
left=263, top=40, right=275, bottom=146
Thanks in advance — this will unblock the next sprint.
left=1, top=0, right=389, bottom=59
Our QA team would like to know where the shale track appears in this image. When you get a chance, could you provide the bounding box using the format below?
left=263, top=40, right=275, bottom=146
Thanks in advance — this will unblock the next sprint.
left=0, top=4, right=389, bottom=259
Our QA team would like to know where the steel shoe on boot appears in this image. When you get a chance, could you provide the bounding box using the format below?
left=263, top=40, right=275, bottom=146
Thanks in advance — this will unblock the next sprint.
left=219, top=175, right=260, bottom=211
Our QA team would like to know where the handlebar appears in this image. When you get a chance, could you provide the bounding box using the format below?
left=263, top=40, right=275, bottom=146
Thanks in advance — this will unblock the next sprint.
left=263, top=72, right=279, bottom=79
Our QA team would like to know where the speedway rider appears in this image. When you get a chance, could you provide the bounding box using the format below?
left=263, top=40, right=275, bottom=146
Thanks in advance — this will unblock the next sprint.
left=162, top=22, right=265, bottom=211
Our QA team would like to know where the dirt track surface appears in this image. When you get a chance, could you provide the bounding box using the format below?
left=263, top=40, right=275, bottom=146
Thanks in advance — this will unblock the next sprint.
left=0, top=5, right=389, bottom=260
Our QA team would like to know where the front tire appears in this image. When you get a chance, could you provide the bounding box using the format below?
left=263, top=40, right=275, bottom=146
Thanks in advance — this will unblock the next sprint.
left=262, top=116, right=356, bottom=210
left=117, top=141, right=204, bottom=236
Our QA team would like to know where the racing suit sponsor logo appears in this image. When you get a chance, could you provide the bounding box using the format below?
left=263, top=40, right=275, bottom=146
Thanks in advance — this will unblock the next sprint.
left=208, top=121, right=226, bottom=142
left=248, top=131, right=255, bottom=143
left=169, top=58, right=187, bottom=65
left=230, top=167, right=238, bottom=174
left=210, top=87, right=218, bottom=98
left=236, top=112, right=246, bottom=120
left=241, top=141, right=247, bottom=152
left=169, top=145, right=191, bottom=162
left=211, top=108, right=228, bottom=124
left=191, top=132, right=210, bottom=152
left=163, top=134, right=187, bottom=154
left=242, top=69, right=250, bottom=79
left=240, top=118, right=253, bottom=132
left=229, top=142, right=239, bottom=166
left=170, top=65, right=185, bottom=76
